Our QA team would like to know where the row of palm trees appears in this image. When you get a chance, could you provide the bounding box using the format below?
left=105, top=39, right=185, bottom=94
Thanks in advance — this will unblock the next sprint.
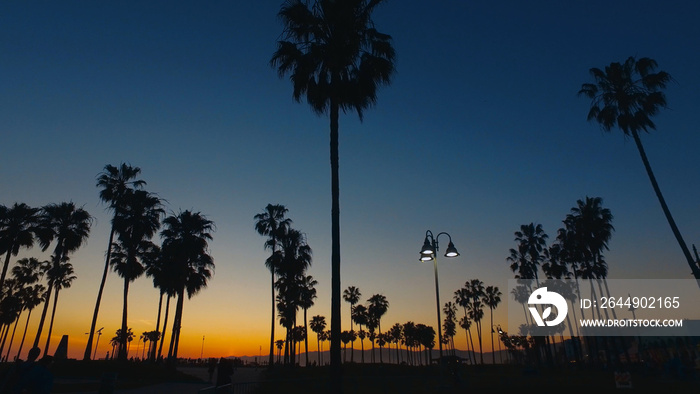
left=0, top=163, right=215, bottom=363
left=0, top=202, right=92, bottom=361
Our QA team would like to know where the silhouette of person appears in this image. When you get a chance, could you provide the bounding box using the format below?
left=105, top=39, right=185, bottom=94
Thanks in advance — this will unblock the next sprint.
left=23, top=355, right=54, bottom=393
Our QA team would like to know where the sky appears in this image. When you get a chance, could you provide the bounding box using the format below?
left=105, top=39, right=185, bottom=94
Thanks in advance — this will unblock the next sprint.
left=2, top=0, right=700, bottom=360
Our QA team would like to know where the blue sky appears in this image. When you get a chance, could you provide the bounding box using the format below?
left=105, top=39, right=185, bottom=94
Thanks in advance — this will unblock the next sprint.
left=2, top=1, right=700, bottom=357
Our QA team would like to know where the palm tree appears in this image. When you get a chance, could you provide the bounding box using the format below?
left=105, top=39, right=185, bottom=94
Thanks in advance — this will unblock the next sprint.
left=508, top=223, right=548, bottom=282
left=271, top=0, right=396, bottom=376
left=483, top=286, right=502, bottom=364
left=388, top=323, right=403, bottom=364
left=0, top=203, right=41, bottom=291
left=110, top=190, right=163, bottom=360
left=342, top=286, right=361, bottom=362
left=367, top=294, right=389, bottom=363
left=32, top=202, right=92, bottom=350
left=0, top=280, right=22, bottom=357
left=43, top=261, right=76, bottom=355
left=579, top=57, right=700, bottom=281
left=275, top=339, right=285, bottom=364
left=299, top=275, right=317, bottom=367
left=161, top=210, right=215, bottom=362
left=351, top=304, right=368, bottom=363
left=254, top=204, right=292, bottom=367
left=85, top=163, right=145, bottom=360
left=442, top=302, right=458, bottom=356
left=310, top=315, right=326, bottom=366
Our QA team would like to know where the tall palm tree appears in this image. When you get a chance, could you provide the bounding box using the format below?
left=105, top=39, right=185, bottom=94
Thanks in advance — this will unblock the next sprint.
left=367, top=294, right=389, bottom=363
left=110, top=190, right=163, bottom=360
left=13, top=283, right=45, bottom=361
left=43, top=261, right=76, bottom=355
left=271, top=0, right=396, bottom=377
left=299, top=275, right=317, bottom=367
left=254, top=204, right=292, bottom=367
left=465, top=280, right=485, bottom=364
left=85, top=163, right=145, bottom=360
left=161, top=210, right=215, bottom=361
left=32, top=202, right=92, bottom=350
left=579, top=57, right=700, bottom=281
left=0, top=203, right=41, bottom=291
left=483, top=285, right=502, bottom=364
left=342, top=286, right=361, bottom=362
left=310, top=315, right=326, bottom=366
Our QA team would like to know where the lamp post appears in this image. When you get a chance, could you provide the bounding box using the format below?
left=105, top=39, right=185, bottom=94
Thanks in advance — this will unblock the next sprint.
left=93, top=327, right=104, bottom=360
left=492, top=325, right=503, bottom=364
left=420, top=230, right=460, bottom=362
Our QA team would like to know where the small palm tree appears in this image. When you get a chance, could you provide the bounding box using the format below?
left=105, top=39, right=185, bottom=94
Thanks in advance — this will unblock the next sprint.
left=86, top=163, right=145, bottom=360
left=32, top=202, right=92, bottom=350
left=367, top=294, right=389, bottom=363
left=351, top=304, right=368, bottom=363
left=271, top=0, right=396, bottom=376
left=310, top=315, right=326, bottom=366
left=342, top=286, right=361, bottom=362
left=299, top=275, right=317, bottom=367
left=483, top=286, right=502, bottom=364
left=508, top=223, right=548, bottom=282
left=0, top=203, right=41, bottom=291
left=579, top=57, right=700, bottom=280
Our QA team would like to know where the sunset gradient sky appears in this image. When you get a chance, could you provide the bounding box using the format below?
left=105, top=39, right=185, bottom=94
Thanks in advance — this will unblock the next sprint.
left=2, top=1, right=700, bottom=359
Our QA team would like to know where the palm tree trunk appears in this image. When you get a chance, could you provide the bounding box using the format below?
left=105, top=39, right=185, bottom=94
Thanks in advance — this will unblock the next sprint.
left=269, top=269, right=275, bottom=367
left=84, top=225, right=115, bottom=360
left=5, top=312, right=21, bottom=361
left=158, top=295, right=171, bottom=360
left=118, top=278, right=130, bottom=360
left=44, top=288, right=60, bottom=356
left=632, top=130, right=700, bottom=284
left=32, top=282, right=54, bottom=349
left=349, top=304, right=354, bottom=363
left=490, top=307, right=495, bottom=364
left=169, top=289, right=185, bottom=361
left=329, top=97, right=342, bottom=387
left=152, top=291, right=163, bottom=361
left=15, top=309, right=32, bottom=361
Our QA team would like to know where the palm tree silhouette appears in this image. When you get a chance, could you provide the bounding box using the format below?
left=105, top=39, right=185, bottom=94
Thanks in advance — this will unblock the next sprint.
left=13, top=283, right=45, bottom=361
left=0, top=279, right=23, bottom=358
left=483, top=286, right=502, bottom=364
left=442, top=302, right=458, bottom=356
left=111, top=189, right=163, bottom=360
left=271, top=1, right=395, bottom=377
left=0, top=203, right=41, bottom=291
left=508, top=223, right=548, bottom=282
left=160, top=210, right=214, bottom=362
left=342, top=286, right=361, bottom=362
left=275, top=339, right=285, bottom=364
left=85, top=163, right=145, bottom=360
left=43, top=261, right=76, bottom=355
left=254, top=204, right=292, bottom=367
left=351, top=304, right=368, bottom=363
left=32, top=202, right=92, bottom=350
left=310, top=315, right=326, bottom=366
left=299, top=275, right=317, bottom=367
left=579, top=57, right=700, bottom=281
left=367, top=294, right=389, bottom=363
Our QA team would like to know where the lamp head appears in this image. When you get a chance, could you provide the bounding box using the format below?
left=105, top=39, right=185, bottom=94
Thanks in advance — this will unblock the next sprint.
left=420, top=236, right=435, bottom=257
left=444, top=241, right=459, bottom=258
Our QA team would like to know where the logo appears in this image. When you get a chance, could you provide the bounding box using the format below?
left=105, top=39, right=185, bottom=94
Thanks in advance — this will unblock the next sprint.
left=528, top=287, right=568, bottom=327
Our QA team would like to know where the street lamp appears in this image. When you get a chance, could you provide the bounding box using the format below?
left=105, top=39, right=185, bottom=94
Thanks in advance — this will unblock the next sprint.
left=492, top=325, right=503, bottom=364
left=93, top=327, right=104, bottom=360
left=419, top=230, right=460, bottom=361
